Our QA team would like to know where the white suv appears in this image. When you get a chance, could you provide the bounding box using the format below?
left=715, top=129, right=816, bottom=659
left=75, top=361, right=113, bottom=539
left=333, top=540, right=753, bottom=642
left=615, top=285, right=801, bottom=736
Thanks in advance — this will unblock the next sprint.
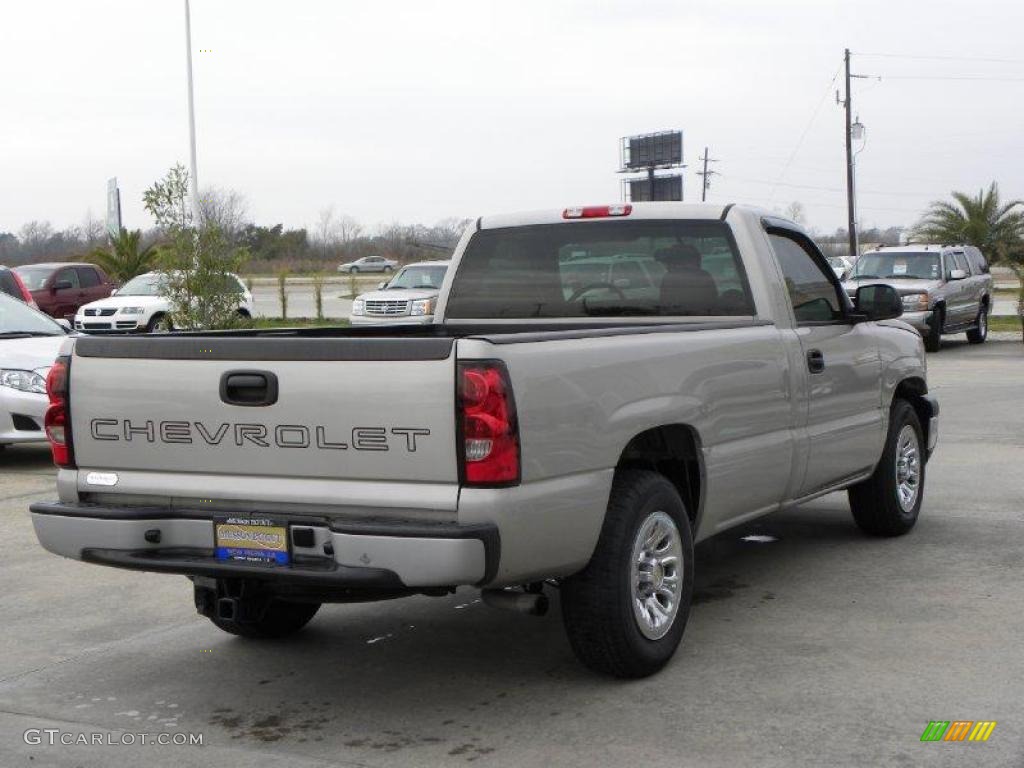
left=74, top=271, right=254, bottom=333
left=349, top=261, right=449, bottom=325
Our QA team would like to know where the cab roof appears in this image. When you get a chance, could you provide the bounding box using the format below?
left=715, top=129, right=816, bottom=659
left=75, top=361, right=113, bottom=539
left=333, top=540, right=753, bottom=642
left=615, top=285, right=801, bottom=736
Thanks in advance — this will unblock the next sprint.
left=477, top=202, right=765, bottom=230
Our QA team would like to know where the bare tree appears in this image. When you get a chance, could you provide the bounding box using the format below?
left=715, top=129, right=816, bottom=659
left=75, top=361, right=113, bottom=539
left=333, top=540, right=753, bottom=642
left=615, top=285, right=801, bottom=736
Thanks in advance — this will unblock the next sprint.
left=316, top=206, right=336, bottom=259
left=80, top=209, right=106, bottom=248
left=199, top=187, right=250, bottom=246
left=336, top=213, right=363, bottom=244
left=784, top=201, right=806, bottom=226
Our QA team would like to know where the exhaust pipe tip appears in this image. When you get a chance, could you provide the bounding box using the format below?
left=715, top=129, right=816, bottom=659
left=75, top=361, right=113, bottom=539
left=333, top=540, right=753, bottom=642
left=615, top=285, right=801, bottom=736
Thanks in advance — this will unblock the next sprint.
left=481, top=588, right=549, bottom=617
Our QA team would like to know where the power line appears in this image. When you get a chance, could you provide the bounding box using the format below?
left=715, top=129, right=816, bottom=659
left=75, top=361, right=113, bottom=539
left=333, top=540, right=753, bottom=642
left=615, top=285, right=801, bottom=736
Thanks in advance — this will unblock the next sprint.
left=767, top=63, right=843, bottom=202
left=855, top=51, right=1024, bottom=65
left=881, top=75, right=1024, bottom=82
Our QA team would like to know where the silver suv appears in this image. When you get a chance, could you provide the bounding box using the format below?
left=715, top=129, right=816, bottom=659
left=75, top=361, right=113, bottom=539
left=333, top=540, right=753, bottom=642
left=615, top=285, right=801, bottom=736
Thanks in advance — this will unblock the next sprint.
left=843, top=244, right=993, bottom=351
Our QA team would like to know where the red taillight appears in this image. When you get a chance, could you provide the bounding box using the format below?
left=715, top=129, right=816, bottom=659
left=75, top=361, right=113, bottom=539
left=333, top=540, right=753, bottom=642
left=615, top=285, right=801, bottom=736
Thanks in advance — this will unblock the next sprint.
left=44, top=355, right=75, bottom=468
left=562, top=204, right=632, bottom=219
left=457, top=362, right=519, bottom=486
left=10, top=270, right=35, bottom=305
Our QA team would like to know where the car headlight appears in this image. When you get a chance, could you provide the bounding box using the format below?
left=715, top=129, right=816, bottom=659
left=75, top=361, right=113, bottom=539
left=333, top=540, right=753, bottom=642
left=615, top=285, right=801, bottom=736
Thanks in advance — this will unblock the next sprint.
left=120, top=306, right=145, bottom=315
left=0, top=369, right=47, bottom=394
left=901, top=293, right=929, bottom=311
left=410, top=298, right=435, bottom=317
left=351, top=299, right=365, bottom=316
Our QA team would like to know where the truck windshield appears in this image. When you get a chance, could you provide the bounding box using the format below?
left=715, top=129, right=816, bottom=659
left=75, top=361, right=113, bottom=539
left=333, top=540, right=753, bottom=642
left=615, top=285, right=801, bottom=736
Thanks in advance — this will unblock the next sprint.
left=386, top=265, right=448, bottom=290
left=853, top=252, right=941, bottom=280
left=445, top=220, right=755, bottom=318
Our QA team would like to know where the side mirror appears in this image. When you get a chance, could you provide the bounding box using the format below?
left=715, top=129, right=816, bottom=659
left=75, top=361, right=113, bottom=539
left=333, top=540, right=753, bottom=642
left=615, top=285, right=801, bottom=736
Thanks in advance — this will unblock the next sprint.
left=110, top=288, right=118, bottom=296
left=55, top=318, right=72, bottom=333
left=854, top=284, right=903, bottom=321
left=53, top=280, right=73, bottom=291
left=377, top=281, right=387, bottom=290
left=949, top=268, right=968, bottom=280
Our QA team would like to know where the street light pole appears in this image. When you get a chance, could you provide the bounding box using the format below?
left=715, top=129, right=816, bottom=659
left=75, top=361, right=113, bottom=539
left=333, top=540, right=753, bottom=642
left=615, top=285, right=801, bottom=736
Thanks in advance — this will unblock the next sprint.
left=843, top=48, right=858, bottom=257
left=184, top=0, right=201, bottom=225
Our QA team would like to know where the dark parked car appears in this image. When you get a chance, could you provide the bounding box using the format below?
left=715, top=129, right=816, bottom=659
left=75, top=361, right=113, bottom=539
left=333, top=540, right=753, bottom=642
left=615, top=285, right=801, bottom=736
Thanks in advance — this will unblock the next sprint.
left=0, top=266, right=36, bottom=307
left=13, top=263, right=115, bottom=321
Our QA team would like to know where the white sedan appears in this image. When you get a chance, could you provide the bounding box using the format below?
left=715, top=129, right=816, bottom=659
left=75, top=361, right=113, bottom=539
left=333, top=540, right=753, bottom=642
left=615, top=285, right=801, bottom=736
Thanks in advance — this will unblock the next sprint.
left=74, top=271, right=254, bottom=333
left=0, top=293, right=69, bottom=449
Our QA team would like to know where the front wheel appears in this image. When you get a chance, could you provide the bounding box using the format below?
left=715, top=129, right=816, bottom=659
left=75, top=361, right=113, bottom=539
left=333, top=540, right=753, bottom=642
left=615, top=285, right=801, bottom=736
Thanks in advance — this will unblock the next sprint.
left=561, top=470, right=694, bottom=678
left=145, top=313, right=173, bottom=333
left=966, top=304, right=988, bottom=344
left=383, top=266, right=393, bottom=273
left=349, top=266, right=359, bottom=274
left=848, top=399, right=925, bottom=536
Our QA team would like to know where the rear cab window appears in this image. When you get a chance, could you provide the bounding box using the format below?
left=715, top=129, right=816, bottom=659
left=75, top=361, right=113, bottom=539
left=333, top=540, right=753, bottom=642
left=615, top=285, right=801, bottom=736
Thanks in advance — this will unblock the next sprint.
left=444, top=220, right=756, bottom=319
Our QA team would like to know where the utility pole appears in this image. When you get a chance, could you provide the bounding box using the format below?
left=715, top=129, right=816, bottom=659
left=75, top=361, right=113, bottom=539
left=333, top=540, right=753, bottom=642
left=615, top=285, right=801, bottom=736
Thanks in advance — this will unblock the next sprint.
left=696, top=147, right=718, bottom=202
left=843, top=48, right=857, bottom=257
left=184, top=0, right=201, bottom=225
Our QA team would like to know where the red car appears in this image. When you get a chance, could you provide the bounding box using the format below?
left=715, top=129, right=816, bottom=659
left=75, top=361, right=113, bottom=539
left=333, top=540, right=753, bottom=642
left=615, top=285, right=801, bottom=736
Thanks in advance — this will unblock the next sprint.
left=14, top=263, right=115, bottom=321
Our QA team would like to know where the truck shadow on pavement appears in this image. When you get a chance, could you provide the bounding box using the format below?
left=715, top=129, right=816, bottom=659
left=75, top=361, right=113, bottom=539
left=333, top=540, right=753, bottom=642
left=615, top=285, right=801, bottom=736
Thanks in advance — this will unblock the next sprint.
left=15, top=497, right=880, bottom=760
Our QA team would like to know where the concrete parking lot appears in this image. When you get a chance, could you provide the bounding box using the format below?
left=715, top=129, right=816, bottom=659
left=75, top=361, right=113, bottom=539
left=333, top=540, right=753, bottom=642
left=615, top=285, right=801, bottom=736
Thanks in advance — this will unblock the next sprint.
left=0, top=339, right=1021, bottom=767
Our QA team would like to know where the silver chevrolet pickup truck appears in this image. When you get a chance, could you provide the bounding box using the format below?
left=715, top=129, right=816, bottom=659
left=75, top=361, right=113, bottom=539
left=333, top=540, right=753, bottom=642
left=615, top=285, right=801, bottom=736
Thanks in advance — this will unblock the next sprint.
left=30, top=203, right=938, bottom=678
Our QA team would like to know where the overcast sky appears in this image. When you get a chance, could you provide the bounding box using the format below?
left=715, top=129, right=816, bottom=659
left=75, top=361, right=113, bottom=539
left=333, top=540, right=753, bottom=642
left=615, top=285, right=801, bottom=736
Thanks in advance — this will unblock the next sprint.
left=2, top=0, right=1022, bottom=237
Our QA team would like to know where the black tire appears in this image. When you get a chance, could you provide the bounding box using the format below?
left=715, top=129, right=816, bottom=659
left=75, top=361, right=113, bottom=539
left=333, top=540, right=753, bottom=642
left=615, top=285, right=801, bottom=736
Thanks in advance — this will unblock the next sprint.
left=966, top=304, right=988, bottom=344
left=145, top=313, right=172, bottom=333
left=848, top=399, right=925, bottom=537
left=383, top=266, right=393, bottom=273
left=561, top=470, right=694, bottom=678
left=350, top=266, right=359, bottom=274
left=923, top=307, right=943, bottom=352
left=209, top=598, right=320, bottom=639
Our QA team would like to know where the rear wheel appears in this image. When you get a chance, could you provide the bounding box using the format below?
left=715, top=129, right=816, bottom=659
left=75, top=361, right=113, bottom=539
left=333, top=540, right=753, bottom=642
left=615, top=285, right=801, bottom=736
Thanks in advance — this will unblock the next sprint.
left=848, top=399, right=925, bottom=537
left=561, top=470, right=694, bottom=678
left=966, top=304, right=988, bottom=344
left=924, top=307, right=943, bottom=352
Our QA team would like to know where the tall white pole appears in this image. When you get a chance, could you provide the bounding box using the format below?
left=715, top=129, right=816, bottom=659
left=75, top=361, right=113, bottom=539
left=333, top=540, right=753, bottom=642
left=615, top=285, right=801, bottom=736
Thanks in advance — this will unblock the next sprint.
left=184, top=0, right=201, bottom=225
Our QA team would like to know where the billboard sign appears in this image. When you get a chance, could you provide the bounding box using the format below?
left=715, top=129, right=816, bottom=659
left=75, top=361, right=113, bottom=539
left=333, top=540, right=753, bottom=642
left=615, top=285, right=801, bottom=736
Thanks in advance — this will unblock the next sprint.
left=622, top=131, right=683, bottom=170
left=627, top=174, right=683, bottom=202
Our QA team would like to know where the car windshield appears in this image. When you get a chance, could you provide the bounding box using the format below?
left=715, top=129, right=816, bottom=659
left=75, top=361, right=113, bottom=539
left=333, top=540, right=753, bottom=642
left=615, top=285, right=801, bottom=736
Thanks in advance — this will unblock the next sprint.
left=853, top=252, right=940, bottom=280
left=118, top=273, right=167, bottom=296
left=14, top=266, right=56, bottom=290
left=385, top=265, right=448, bottom=290
left=0, top=293, right=63, bottom=336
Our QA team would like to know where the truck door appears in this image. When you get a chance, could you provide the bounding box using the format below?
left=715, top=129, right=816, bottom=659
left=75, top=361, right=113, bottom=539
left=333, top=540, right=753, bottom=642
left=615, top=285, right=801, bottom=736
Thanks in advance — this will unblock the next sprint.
left=764, top=226, right=884, bottom=497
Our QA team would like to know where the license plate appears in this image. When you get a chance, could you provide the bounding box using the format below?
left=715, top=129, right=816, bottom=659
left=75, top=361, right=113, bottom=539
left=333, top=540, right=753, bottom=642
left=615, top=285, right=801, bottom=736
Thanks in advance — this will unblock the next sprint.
left=214, top=517, right=290, bottom=565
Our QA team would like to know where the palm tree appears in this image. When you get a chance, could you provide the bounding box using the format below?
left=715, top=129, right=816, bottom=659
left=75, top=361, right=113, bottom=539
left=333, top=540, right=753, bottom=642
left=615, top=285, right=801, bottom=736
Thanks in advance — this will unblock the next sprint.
left=88, top=228, right=158, bottom=283
left=913, top=182, right=1024, bottom=255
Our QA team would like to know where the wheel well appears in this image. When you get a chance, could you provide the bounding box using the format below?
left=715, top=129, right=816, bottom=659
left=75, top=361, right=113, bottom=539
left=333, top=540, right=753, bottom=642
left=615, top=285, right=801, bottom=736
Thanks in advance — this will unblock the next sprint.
left=893, top=377, right=932, bottom=448
left=980, top=294, right=990, bottom=308
left=616, top=425, right=702, bottom=529
left=236, top=307, right=251, bottom=318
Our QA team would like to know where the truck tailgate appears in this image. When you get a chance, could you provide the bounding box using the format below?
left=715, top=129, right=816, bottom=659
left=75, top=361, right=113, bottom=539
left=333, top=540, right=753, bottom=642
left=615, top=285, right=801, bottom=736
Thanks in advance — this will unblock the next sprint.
left=69, top=336, right=457, bottom=484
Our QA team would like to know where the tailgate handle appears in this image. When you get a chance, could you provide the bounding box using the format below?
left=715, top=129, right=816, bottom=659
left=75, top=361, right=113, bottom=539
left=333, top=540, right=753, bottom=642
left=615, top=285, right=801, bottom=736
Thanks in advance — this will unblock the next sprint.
left=220, top=370, right=278, bottom=407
